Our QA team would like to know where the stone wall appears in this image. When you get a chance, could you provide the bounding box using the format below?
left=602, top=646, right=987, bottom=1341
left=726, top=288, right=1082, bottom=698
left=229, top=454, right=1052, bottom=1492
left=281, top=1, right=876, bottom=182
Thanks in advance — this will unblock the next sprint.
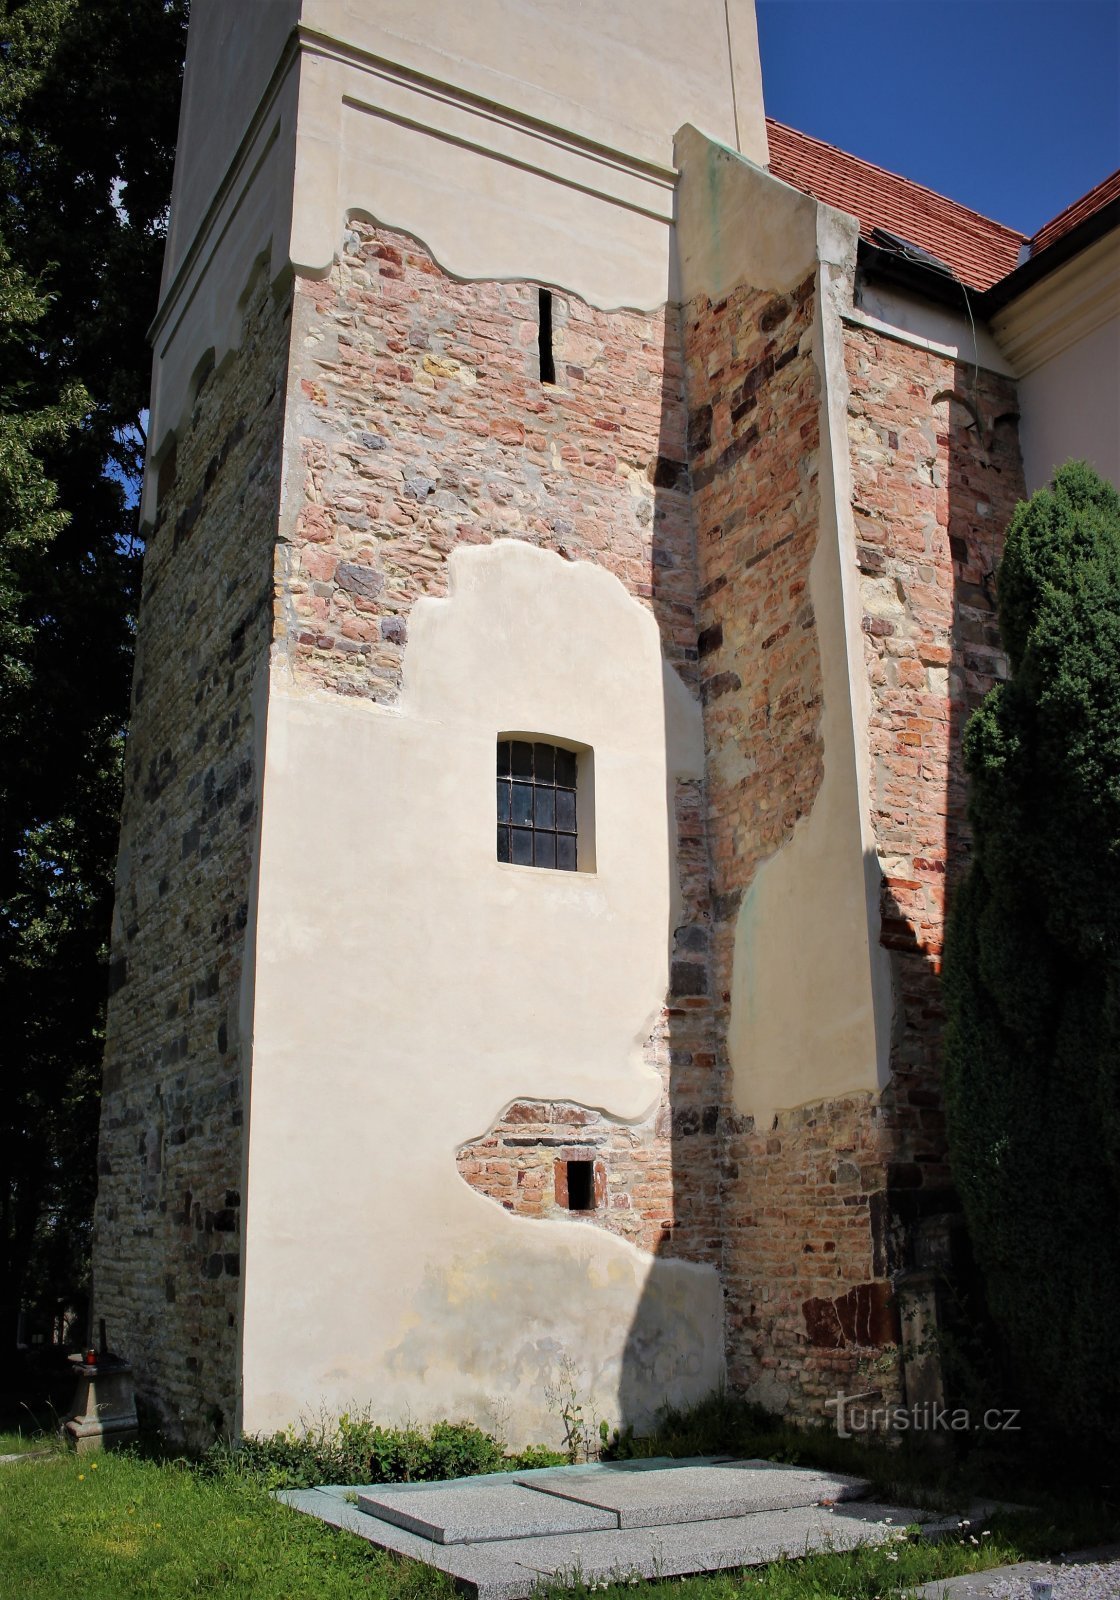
left=675, top=273, right=1024, bottom=1424
left=686, top=273, right=825, bottom=896
left=275, top=221, right=699, bottom=695
left=723, top=1092, right=900, bottom=1417
left=92, top=268, right=290, bottom=1442
left=846, top=322, right=1023, bottom=1236
left=456, top=1098, right=671, bottom=1253
left=681, top=270, right=887, bottom=1419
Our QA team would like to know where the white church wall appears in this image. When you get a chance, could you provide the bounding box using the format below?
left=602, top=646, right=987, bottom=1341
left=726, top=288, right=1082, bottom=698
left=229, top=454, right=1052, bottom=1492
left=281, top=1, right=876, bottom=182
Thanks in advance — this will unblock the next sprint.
left=242, top=542, right=723, bottom=1440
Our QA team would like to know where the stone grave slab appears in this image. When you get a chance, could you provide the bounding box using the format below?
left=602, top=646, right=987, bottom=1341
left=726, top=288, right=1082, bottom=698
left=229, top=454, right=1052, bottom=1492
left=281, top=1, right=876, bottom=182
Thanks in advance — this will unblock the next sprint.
left=277, top=1486, right=929, bottom=1600
left=356, top=1479, right=617, bottom=1544
left=514, top=1460, right=869, bottom=1528
left=514, top=1454, right=730, bottom=1478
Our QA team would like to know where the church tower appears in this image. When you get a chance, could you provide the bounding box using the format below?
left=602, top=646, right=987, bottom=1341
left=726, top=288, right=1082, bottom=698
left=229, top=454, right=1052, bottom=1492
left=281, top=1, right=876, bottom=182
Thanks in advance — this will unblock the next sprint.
left=97, top=0, right=1004, bottom=1446
left=94, top=0, right=768, bottom=1443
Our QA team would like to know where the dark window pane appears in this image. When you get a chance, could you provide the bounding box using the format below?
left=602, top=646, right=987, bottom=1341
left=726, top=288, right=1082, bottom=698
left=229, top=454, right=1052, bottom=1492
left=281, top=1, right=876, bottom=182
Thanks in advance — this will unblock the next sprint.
left=496, top=738, right=583, bottom=871
left=555, top=789, right=576, bottom=832
left=534, top=787, right=555, bottom=829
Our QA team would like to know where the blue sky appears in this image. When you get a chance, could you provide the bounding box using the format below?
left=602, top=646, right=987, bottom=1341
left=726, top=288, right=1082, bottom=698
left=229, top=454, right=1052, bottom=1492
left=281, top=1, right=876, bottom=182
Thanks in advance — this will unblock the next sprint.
left=757, top=0, right=1120, bottom=234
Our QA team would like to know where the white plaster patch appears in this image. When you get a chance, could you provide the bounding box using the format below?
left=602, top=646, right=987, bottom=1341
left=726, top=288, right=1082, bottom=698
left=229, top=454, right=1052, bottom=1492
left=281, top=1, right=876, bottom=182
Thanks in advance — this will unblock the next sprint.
left=243, top=541, right=722, bottom=1440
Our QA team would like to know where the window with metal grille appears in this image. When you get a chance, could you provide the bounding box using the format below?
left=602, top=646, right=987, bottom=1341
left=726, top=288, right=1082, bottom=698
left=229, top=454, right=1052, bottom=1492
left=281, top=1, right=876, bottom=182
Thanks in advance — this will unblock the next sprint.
left=496, top=739, right=578, bottom=871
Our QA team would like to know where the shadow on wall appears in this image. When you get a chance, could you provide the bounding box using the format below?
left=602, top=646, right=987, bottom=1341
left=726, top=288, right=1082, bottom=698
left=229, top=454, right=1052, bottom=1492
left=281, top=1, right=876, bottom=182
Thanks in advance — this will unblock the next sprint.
left=617, top=290, right=1024, bottom=1431
left=613, top=303, right=725, bottom=1426
left=787, top=350, right=1022, bottom=1415
left=863, top=368, right=1023, bottom=1384
left=620, top=241, right=838, bottom=1429
left=557, top=246, right=763, bottom=1435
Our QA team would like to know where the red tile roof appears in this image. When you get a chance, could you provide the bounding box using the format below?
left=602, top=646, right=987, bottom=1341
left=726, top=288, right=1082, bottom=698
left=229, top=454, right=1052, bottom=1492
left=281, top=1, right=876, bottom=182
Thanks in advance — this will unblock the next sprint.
left=765, top=118, right=1026, bottom=292
left=1029, top=166, right=1120, bottom=259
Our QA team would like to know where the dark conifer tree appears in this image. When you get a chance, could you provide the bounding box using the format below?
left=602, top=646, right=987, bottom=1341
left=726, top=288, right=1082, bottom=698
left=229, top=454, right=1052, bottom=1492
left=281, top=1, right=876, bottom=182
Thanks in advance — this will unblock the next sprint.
left=944, top=460, right=1120, bottom=1446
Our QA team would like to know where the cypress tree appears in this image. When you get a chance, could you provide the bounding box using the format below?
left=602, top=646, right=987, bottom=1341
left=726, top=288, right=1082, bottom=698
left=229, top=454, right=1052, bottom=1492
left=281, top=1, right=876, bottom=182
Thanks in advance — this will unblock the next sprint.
left=943, top=460, right=1120, bottom=1445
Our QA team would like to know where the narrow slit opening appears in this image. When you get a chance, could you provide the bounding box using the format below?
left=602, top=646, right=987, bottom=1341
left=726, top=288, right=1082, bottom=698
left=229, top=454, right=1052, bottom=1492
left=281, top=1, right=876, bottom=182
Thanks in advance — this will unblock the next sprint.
left=538, top=287, right=556, bottom=385
left=566, top=1159, right=594, bottom=1211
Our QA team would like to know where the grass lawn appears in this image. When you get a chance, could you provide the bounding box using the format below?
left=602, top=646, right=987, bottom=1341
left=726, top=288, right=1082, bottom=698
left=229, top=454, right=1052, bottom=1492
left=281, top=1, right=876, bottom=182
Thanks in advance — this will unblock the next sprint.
left=0, top=1422, right=58, bottom=1455
left=1, top=1432, right=47, bottom=1455
left=0, top=1450, right=455, bottom=1599
left=0, top=1447, right=1086, bottom=1600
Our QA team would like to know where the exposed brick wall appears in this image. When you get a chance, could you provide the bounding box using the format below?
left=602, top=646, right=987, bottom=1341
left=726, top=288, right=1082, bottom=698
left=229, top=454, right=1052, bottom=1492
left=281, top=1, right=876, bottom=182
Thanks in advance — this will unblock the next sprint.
left=846, top=322, right=1023, bottom=1213
left=93, top=269, right=290, bottom=1443
left=96, top=207, right=1027, bottom=1441
left=723, top=1093, right=901, bottom=1415
left=457, top=1100, right=671, bottom=1253
left=686, top=274, right=825, bottom=902
left=674, top=279, right=1024, bottom=1425
left=681, top=273, right=886, bottom=1420
left=275, top=222, right=698, bottom=696
left=662, top=775, right=722, bottom=1271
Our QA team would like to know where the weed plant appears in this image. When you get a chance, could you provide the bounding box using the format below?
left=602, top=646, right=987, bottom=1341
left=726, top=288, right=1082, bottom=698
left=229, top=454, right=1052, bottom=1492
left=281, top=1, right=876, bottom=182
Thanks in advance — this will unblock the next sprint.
left=536, top=1528, right=1025, bottom=1600
left=205, top=1409, right=565, bottom=1490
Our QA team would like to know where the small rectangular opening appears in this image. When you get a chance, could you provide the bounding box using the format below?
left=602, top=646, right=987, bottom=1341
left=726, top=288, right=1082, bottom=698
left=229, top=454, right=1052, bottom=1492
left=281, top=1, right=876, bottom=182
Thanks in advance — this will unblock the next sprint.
left=566, top=1159, right=594, bottom=1211
left=538, top=288, right=555, bottom=385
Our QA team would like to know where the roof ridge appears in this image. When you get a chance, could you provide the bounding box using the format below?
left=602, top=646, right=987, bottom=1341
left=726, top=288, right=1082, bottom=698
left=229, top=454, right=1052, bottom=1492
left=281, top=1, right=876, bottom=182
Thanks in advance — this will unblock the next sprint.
left=764, top=117, right=1028, bottom=243
left=1030, top=165, right=1120, bottom=252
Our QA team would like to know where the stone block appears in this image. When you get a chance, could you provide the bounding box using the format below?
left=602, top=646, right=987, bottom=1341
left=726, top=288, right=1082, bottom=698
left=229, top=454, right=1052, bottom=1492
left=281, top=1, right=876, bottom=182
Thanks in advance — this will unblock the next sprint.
left=356, top=1480, right=617, bottom=1544
left=516, top=1461, right=869, bottom=1528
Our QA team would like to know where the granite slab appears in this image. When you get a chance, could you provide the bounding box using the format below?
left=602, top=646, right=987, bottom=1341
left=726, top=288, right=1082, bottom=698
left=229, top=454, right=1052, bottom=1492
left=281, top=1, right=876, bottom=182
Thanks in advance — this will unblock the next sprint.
left=905, top=1550, right=1120, bottom=1599
left=276, top=1486, right=925, bottom=1600
left=514, top=1461, right=870, bottom=1528
left=356, top=1480, right=617, bottom=1544
left=513, top=1455, right=732, bottom=1478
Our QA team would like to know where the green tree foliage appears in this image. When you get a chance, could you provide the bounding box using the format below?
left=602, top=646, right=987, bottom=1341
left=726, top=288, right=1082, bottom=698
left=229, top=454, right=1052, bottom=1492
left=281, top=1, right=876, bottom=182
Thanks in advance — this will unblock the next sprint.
left=943, top=460, right=1120, bottom=1445
left=0, top=239, right=86, bottom=693
left=0, top=0, right=187, bottom=1346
